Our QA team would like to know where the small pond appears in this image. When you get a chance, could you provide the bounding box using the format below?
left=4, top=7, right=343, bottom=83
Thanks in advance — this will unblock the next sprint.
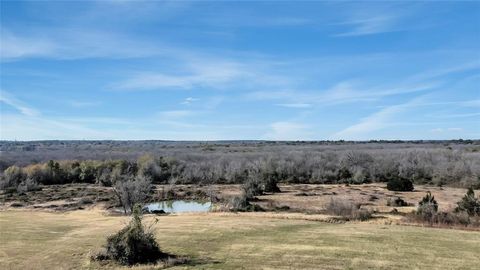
left=145, top=200, right=212, bottom=213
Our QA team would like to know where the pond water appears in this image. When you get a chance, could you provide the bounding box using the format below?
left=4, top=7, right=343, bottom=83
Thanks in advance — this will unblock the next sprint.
left=145, top=200, right=212, bottom=213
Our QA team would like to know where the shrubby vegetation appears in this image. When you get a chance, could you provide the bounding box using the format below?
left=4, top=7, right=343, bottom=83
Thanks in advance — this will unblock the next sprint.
left=455, top=187, right=480, bottom=216
left=1, top=141, right=480, bottom=191
left=417, top=192, right=439, bottom=221
left=325, top=198, right=372, bottom=221
left=386, top=197, right=409, bottom=207
left=98, top=205, right=166, bottom=265
left=113, top=175, right=152, bottom=214
left=411, top=190, right=480, bottom=227
left=386, top=177, right=414, bottom=191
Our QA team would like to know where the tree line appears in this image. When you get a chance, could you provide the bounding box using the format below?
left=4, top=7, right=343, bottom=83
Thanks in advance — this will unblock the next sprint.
left=1, top=147, right=479, bottom=191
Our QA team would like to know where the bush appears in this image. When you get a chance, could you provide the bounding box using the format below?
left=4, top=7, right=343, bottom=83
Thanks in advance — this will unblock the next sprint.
left=407, top=210, right=477, bottom=227
left=455, top=187, right=480, bottom=216
left=230, top=193, right=249, bottom=211
left=416, top=192, right=438, bottom=222
left=104, top=205, right=165, bottom=265
left=16, top=178, right=41, bottom=193
left=262, top=171, right=281, bottom=193
left=325, top=198, right=372, bottom=221
left=229, top=193, right=263, bottom=212
left=386, top=177, right=414, bottom=192
left=242, top=177, right=263, bottom=200
left=0, top=166, right=26, bottom=190
left=387, top=197, right=409, bottom=207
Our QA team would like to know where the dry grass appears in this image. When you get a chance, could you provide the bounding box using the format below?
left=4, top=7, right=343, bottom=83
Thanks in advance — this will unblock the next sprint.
left=254, top=183, right=475, bottom=214
left=2, top=183, right=474, bottom=215
left=1, top=209, right=480, bottom=269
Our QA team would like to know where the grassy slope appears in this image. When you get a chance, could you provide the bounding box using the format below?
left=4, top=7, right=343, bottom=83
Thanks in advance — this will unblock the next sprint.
left=0, top=210, right=479, bottom=270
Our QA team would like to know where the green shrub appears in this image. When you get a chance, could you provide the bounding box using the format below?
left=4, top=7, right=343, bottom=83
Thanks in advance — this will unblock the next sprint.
left=455, top=187, right=480, bottom=216
left=262, top=171, right=281, bottom=193
left=242, top=177, right=263, bottom=200
left=105, top=205, right=165, bottom=265
left=417, top=192, right=438, bottom=221
left=386, top=177, right=414, bottom=191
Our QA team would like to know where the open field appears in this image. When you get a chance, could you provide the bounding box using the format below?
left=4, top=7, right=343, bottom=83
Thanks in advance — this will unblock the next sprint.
left=1, top=209, right=479, bottom=270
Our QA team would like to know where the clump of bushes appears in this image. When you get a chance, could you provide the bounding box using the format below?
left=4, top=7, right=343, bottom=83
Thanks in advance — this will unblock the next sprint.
left=386, top=177, right=414, bottom=192
left=229, top=192, right=263, bottom=212
left=325, top=198, right=372, bottom=221
left=387, top=197, right=409, bottom=207
left=0, top=166, right=25, bottom=192
left=262, top=170, right=281, bottom=193
left=0, top=166, right=41, bottom=193
left=455, top=187, right=480, bottom=216
left=409, top=191, right=480, bottom=227
left=101, top=205, right=166, bottom=265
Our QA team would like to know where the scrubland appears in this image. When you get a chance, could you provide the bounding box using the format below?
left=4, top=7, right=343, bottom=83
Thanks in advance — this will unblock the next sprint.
left=1, top=141, right=480, bottom=269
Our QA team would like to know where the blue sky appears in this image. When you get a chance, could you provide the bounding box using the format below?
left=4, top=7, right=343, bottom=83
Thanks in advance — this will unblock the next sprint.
left=0, top=1, right=479, bottom=140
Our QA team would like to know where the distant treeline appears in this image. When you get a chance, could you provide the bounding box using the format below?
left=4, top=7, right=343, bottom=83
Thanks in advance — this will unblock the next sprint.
left=1, top=140, right=479, bottom=169
left=1, top=142, right=479, bottom=189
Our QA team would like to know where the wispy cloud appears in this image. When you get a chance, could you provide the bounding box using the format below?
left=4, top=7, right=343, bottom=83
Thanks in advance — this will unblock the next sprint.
left=276, top=103, right=312, bottom=108
left=335, top=15, right=399, bottom=37
left=0, top=90, right=39, bottom=116
left=429, top=112, right=480, bottom=119
left=248, top=80, right=437, bottom=106
left=0, top=29, right=56, bottom=60
left=331, top=98, right=420, bottom=140
left=113, top=56, right=251, bottom=90
left=332, top=3, right=422, bottom=37
left=181, top=97, right=198, bottom=105
left=431, top=127, right=464, bottom=133
left=0, top=27, right=163, bottom=61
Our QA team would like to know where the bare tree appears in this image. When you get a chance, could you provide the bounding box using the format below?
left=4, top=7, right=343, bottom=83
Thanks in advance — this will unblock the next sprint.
left=113, top=175, right=152, bottom=214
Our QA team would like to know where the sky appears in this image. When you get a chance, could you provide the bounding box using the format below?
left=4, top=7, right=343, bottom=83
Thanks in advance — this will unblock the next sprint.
left=0, top=1, right=479, bottom=141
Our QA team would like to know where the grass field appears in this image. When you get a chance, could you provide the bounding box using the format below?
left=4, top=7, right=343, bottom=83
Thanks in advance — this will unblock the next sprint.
left=1, top=210, right=479, bottom=270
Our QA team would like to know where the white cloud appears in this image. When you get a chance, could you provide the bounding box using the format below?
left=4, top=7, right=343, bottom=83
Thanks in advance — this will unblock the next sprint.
left=332, top=3, right=422, bottom=37
left=114, top=57, right=249, bottom=90
left=331, top=98, right=421, bottom=140
left=248, top=80, right=437, bottom=106
left=1, top=27, right=164, bottom=61
left=0, top=114, right=109, bottom=140
left=0, top=30, right=56, bottom=59
left=181, top=97, right=198, bottom=105
left=448, top=127, right=463, bottom=132
left=430, top=127, right=464, bottom=133
left=0, top=90, right=39, bottom=116
left=335, top=15, right=399, bottom=37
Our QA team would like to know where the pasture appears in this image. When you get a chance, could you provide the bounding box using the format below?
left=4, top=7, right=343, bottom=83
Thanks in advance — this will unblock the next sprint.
left=1, top=209, right=479, bottom=270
